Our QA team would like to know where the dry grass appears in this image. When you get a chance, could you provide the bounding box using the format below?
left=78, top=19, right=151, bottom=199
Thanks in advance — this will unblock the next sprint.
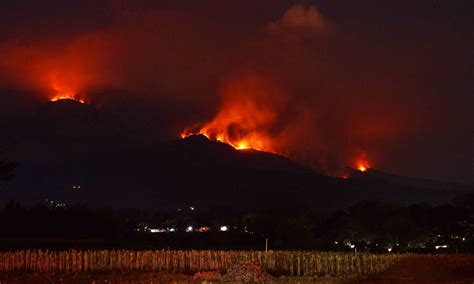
left=0, top=250, right=403, bottom=277
left=1, top=254, right=473, bottom=283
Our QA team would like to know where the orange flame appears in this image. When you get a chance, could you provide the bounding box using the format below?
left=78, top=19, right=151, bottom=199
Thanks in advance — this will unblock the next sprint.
left=181, top=127, right=273, bottom=152
left=357, top=160, right=370, bottom=172
left=180, top=104, right=277, bottom=152
left=50, top=95, right=86, bottom=104
left=181, top=75, right=281, bottom=152
left=181, top=74, right=375, bottom=175
left=49, top=81, right=86, bottom=104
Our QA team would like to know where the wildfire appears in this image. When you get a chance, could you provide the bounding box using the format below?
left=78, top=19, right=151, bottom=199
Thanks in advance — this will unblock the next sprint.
left=357, top=161, right=370, bottom=172
left=49, top=81, right=86, bottom=104
left=235, top=141, right=250, bottom=150
left=50, top=95, right=86, bottom=104
left=181, top=75, right=375, bottom=175
left=180, top=75, right=281, bottom=152
left=181, top=128, right=271, bottom=152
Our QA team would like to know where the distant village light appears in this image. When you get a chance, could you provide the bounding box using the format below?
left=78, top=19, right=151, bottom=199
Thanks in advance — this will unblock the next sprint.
left=220, top=226, right=228, bottom=232
left=198, top=226, right=210, bottom=232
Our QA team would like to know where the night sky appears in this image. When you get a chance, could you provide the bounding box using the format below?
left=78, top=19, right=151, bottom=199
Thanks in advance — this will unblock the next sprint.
left=0, top=0, right=472, bottom=204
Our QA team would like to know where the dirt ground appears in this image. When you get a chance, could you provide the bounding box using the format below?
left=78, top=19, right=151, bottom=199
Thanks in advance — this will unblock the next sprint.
left=0, top=272, right=348, bottom=284
left=353, top=254, right=474, bottom=284
left=0, top=271, right=192, bottom=284
left=1, top=255, right=473, bottom=283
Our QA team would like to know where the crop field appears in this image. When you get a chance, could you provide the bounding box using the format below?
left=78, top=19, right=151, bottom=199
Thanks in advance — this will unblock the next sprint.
left=1, top=251, right=473, bottom=283
left=0, top=250, right=400, bottom=276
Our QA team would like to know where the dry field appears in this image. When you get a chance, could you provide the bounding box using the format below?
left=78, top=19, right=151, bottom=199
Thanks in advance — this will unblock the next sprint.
left=0, top=250, right=400, bottom=276
left=0, top=252, right=473, bottom=283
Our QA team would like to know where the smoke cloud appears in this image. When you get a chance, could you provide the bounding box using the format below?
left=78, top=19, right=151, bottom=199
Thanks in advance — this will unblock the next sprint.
left=0, top=1, right=471, bottom=181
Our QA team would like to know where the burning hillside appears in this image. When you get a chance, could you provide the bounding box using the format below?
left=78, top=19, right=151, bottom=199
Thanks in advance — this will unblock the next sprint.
left=181, top=74, right=374, bottom=176
left=50, top=95, right=86, bottom=104
left=180, top=100, right=276, bottom=152
left=181, top=75, right=283, bottom=153
left=1, top=2, right=467, bottom=183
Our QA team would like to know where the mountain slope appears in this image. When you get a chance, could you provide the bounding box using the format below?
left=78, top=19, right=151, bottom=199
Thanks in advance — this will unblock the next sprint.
left=2, top=101, right=468, bottom=210
left=345, top=167, right=473, bottom=192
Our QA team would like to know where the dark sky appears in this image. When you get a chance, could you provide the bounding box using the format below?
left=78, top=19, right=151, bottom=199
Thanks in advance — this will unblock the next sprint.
left=0, top=0, right=472, bottom=185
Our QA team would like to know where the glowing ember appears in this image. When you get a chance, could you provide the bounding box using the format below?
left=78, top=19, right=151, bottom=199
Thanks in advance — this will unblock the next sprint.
left=235, top=141, right=250, bottom=150
left=181, top=129, right=268, bottom=152
left=357, top=161, right=369, bottom=172
left=50, top=95, right=86, bottom=104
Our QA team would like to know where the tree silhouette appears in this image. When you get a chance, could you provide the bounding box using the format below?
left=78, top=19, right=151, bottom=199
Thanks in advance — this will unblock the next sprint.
left=0, top=160, right=15, bottom=181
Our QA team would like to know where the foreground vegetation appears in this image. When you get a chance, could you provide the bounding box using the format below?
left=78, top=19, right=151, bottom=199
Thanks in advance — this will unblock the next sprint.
left=0, top=250, right=401, bottom=277
left=1, top=254, right=474, bottom=283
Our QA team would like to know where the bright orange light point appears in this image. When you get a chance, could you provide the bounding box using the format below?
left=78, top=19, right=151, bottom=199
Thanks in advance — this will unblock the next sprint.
left=358, top=165, right=367, bottom=172
left=356, top=160, right=370, bottom=172
left=235, top=141, right=250, bottom=150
